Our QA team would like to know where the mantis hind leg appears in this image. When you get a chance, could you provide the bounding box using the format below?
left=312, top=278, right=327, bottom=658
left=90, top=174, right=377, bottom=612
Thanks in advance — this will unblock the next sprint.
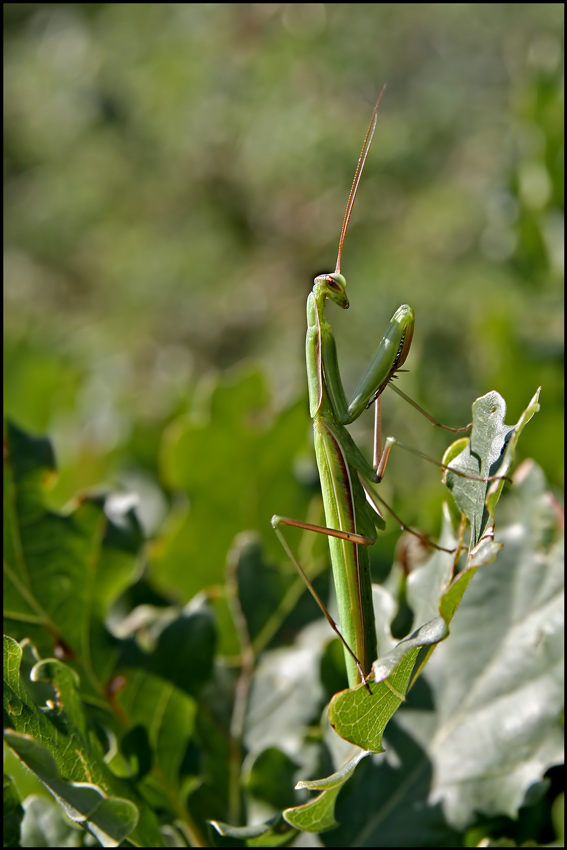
left=271, top=515, right=374, bottom=691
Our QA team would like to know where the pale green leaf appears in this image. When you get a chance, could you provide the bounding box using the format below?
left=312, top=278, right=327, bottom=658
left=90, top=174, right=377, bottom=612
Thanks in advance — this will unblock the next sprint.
left=444, top=389, right=540, bottom=546
left=283, top=750, right=369, bottom=832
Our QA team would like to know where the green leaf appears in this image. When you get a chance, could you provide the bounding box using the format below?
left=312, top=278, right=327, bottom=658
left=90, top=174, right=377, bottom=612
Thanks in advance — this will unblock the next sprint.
left=225, top=531, right=326, bottom=660
left=3, top=420, right=144, bottom=683
left=115, top=668, right=198, bottom=793
left=210, top=814, right=297, bottom=846
left=3, top=635, right=164, bottom=847
left=3, top=773, right=24, bottom=848
left=232, top=535, right=295, bottom=650
left=184, top=664, right=239, bottom=833
left=372, top=617, right=449, bottom=684
left=120, top=724, right=153, bottom=782
left=551, top=792, right=564, bottom=845
left=327, top=649, right=418, bottom=752
left=152, top=369, right=312, bottom=600
left=444, top=389, right=540, bottom=547
left=244, top=747, right=300, bottom=810
left=283, top=750, right=370, bottom=832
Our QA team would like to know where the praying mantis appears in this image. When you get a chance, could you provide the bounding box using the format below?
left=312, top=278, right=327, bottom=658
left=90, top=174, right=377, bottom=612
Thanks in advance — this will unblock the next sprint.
left=272, top=89, right=468, bottom=689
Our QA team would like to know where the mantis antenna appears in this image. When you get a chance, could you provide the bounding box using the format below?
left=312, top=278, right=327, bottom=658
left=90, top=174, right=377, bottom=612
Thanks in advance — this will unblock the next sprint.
left=335, top=84, right=386, bottom=274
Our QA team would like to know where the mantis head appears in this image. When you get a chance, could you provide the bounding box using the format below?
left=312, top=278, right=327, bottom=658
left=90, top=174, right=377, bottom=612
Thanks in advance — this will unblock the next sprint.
left=314, top=271, right=349, bottom=309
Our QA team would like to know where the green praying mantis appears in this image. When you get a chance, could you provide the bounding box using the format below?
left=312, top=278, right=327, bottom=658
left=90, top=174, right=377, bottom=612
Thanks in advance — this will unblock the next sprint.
left=272, top=89, right=471, bottom=689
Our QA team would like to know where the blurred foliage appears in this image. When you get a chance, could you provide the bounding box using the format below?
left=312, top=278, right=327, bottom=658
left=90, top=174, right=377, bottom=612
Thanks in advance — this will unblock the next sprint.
left=3, top=7, right=565, bottom=843
left=3, top=4, right=563, bottom=543
left=4, top=414, right=563, bottom=846
left=3, top=10, right=565, bottom=834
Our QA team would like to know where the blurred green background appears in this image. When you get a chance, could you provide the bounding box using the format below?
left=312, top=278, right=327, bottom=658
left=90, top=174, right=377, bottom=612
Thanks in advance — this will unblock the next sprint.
left=4, top=4, right=564, bottom=548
